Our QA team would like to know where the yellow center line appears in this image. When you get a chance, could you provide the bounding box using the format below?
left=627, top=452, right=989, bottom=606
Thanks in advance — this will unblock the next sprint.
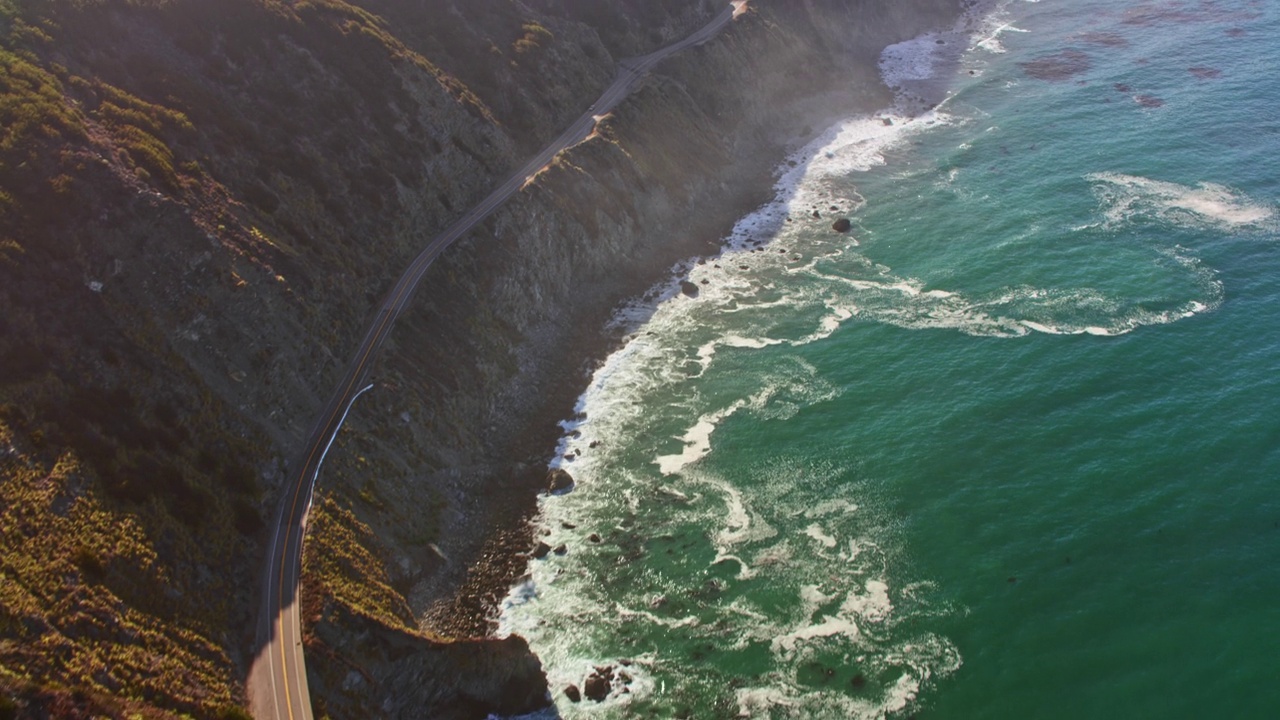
left=275, top=280, right=413, bottom=719
left=268, top=8, right=739, bottom=712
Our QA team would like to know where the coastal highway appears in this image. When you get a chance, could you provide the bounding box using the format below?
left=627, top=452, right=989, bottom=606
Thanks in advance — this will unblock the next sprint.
left=246, top=3, right=744, bottom=719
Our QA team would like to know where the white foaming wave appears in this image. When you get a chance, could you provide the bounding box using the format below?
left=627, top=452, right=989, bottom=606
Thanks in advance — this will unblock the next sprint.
left=696, top=197, right=1223, bottom=345
left=718, top=100, right=954, bottom=257
left=742, top=574, right=958, bottom=719
left=704, top=472, right=776, bottom=549
left=843, top=580, right=893, bottom=624
left=506, top=5, right=1017, bottom=717
left=842, top=538, right=878, bottom=566
left=803, top=498, right=860, bottom=518
left=972, top=12, right=1028, bottom=55
left=749, top=539, right=793, bottom=570
left=615, top=603, right=701, bottom=629
left=801, top=246, right=1222, bottom=338
left=655, top=356, right=839, bottom=475
left=772, top=615, right=861, bottom=655
left=655, top=413, right=722, bottom=475
left=1088, top=172, right=1277, bottom=232
left=803, top=523, right=838, bottom=549
left=736, top=686, right=799, bottom=716
left=771, top=577, right=896, bottom=657
left=809, top=111, right=953, bottom=177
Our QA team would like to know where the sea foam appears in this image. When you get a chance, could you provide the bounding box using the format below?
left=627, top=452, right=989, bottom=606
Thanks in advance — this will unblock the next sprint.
left=1088, top=172, right=1277, bottom=231
left=498, top=3, right=1014, bottom=717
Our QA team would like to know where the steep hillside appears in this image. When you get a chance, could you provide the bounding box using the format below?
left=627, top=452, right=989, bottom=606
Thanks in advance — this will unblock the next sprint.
left=0, top=0, right=966, bottom=717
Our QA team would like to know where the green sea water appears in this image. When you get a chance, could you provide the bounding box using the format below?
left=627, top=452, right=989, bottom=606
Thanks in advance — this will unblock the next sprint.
left=500, top=1, right=1280, bottom=717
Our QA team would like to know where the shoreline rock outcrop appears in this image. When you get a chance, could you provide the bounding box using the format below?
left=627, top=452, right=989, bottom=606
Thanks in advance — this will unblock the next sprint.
left=0, top=0, right=969, bottom=715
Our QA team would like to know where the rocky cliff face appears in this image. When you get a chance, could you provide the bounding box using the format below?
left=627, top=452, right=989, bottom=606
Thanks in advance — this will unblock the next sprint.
left=0, top=0, right=965, bottom=717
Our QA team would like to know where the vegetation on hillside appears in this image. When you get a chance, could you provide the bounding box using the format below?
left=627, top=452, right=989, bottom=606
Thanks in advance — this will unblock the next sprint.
left=0, top=0, right=732, bottom=715
left=0, top=419, right=252, bottom=719
left=0, top=0, right=455, bottom=715
left=0, top=0, right=593, bottom=714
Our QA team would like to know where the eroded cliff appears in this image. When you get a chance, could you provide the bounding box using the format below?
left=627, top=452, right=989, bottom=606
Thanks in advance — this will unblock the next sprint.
left=0, top=0, right=966, bottom=717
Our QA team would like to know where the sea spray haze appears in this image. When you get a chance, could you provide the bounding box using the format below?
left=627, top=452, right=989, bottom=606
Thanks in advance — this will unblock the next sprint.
left=501, top=0, right=1280, bottom=717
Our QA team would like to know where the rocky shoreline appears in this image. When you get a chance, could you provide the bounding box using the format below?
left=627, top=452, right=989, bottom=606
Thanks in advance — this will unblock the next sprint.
left=0, top=0, right=973, bottom=716
left=387, top=0, right=977, bottom=683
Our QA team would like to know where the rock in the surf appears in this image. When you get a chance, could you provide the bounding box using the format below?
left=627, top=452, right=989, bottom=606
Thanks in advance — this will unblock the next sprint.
left=547, top=468, right=574, bottom=493
left=583, top=667, right=614, bottom=702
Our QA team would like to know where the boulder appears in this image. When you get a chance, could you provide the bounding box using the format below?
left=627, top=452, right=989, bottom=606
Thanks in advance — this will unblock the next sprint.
left=832, top=218, right=852, bottom=233
left=583, top=667, right=614, bottom=702
left=564, top=685, right=582, bottom=703
left=679, top=280, right=700, bottom=297
left=547, top=469, right=575, bottom=494
left=532, top=542, right=552, bottom=559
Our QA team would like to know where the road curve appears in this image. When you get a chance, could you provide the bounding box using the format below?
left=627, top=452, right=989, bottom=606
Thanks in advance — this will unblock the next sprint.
left=247, top=4, right=742, bottom=719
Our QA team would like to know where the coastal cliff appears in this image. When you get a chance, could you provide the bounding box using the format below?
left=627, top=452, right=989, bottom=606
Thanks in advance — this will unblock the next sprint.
left=0, top=0, right=965, bottom=716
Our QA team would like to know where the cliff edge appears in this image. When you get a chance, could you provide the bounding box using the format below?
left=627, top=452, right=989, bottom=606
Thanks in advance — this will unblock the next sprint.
left=0, top=0, right=966, bottom=717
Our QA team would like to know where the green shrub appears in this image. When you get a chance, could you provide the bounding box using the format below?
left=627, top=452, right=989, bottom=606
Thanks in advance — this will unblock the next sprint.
left=513, top=21, right=554, bottom=54
left=218, top=705, right=254, bottom=720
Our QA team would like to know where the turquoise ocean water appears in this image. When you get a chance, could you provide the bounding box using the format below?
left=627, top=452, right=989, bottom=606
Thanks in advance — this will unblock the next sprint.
left=500, top=1, right=1280, bottom=717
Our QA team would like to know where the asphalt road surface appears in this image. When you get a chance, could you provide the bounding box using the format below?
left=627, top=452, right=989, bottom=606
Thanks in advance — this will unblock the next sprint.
left=247, top=4, right=742, bottom=719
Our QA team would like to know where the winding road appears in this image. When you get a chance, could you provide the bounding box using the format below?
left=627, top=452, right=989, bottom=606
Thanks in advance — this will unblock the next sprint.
left=246, top=3, right=745, bottom=719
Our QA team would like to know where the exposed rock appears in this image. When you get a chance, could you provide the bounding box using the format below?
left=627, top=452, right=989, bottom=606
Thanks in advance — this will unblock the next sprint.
left=553, top=544, right=568, bottom=555
left=532, top=542, right=552, bottom=559
left=832, top=218, right=852, bottom=233
left=679, top=279, right=700, bottom=297
left=0, top=0, right=978, bottom=714
left=565, top=684, right=582, bottom=703
left=547, top=468, right=575, bottom=494
left=583, top=666, right=615, bottom=702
